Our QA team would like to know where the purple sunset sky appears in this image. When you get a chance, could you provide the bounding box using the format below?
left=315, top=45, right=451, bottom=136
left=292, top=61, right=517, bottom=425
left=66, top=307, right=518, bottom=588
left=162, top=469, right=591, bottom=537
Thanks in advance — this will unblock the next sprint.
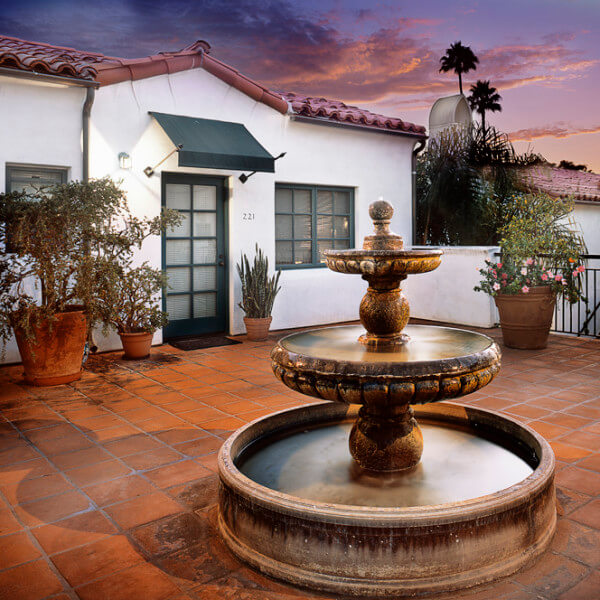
left=2, top=0, right=599, bottom=171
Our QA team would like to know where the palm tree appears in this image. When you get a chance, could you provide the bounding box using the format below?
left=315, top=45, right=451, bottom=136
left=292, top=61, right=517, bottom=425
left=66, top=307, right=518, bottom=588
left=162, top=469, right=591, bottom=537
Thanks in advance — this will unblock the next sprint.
left=468, top=80, right=502, bottom=133
left=439, top=41, right=479, bottom=95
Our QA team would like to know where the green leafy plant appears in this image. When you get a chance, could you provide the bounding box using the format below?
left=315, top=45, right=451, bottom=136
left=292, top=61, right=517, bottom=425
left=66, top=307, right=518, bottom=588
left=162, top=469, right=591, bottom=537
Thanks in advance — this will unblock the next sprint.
left=96, top=263, right=168, bottom=333
left=0, top=178, right=179, bottom=351
left=475, top=192, right=586, bottom=302
left=237, top=245, right=281, bottom=318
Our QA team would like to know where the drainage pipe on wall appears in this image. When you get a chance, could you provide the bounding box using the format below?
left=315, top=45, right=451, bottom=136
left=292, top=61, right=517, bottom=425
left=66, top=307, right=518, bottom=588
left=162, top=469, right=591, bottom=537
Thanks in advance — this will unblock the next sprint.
left=412, top=139, right=426, bottom=245
left=82, top=86, right=95, bottom=182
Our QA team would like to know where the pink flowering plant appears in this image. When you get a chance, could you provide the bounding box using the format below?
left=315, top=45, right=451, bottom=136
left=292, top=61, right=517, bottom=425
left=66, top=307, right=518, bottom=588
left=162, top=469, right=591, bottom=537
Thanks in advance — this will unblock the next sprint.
left=475, top=192, right=586, bottom=303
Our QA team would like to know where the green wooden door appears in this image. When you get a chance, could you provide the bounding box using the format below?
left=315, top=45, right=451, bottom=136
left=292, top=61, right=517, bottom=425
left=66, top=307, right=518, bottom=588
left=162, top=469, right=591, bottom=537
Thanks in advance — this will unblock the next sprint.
left=162, top=174, right=227, bottom=338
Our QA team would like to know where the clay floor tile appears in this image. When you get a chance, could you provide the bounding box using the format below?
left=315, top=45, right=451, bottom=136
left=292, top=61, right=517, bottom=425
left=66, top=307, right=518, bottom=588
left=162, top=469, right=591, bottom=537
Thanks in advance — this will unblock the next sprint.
left=512, top=549, right=589, bottom=597
left=543, top=413, right=594, bottom=430
left=31, top=432, right=94, bottom=456
left=0, top=444, right=41, bottom=466
left=166, top=398, right=206, bottom=414
left=50, top=445, right=113, bottom=470
left=239, top=407, right=288, bottom=422
left=569, top=499, right=600, bottom=530
left=557, top=570, right=600, bottom=600
left=550, top=441, right=593, bottom=462
left=131, top=511, right=210, bottom=557
left=120, top=406, right=170, bottom=423
left=197, top=417, right=244, bottom=437
left=103, top=491, right=183, bottom=530
left=583, top=421, right=600, bottom=435
left=183, top=407, right=227, bottom=425
left=551, top=389, right=593, bottom=403
left=557, top=466, right=600, bottom=496
left=169, top=378, right=207, bottom=391
left=504, top=403, right=552, bottom=420
left=0, top=559, right=64, bottom=599
left=50, top=534, right=143, bottom=587
left=139, top=391, right=188, bottom=405
left=137, top=415, right=188, bottom=433
left=24, top=422, right=80, bottom=444
left=0, top=507, right=23, bottom=536
left=0, top=457, right=57, bottom=485
left=575, top=453, right=600, bottom=472
left=167, top=475, right=218, bottom=511
left=551, top=517, right=600, bottom=566
left=527, top=420, right=572, bottom=440
left=75, top=562, right=181, bottom=600
left=565, top=403, right=600, bottom=420
left=64, top=459, right=131, bottom=487
left=219, top=399, right=261, bottom=415
left=72, top=414, right=126, bottom=431
left=195, top=453, right=219, bottom=473
left=92, top=424, right=141, bottom=443
left=145, top=460, right=211, bottom=489
left=532, top=397, right=576, bottom=412
left=83, top=475, right=157, bottom=507
left=31, top=510, right=118, bottom=555
left=102, top=433, right=164, bottom=457
left=180, top=386, right=222, bottom=400
left=120, top=446, right=182, bottom=471
left=173, top=436, right=223, bottom=457
left=14, top=489, right=91, bottom=527
left=197, top=393, right=241, bottom=408
left=1, top=471, right=73, bottom=505
left=558, top=431, right=600, bottom=451
left=192, top=371, right=237, bottom=385
left=154, top=426, right=208, bottom=446
left=0, top=531, right=41, bottom=570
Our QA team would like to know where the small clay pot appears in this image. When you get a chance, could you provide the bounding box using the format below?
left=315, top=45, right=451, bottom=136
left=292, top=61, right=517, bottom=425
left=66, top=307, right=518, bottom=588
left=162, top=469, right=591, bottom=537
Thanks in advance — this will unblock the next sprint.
left=119, top=331, right=154, bottom=359
left=494, top=286, right=556, bottom=350
left=243, top=316, right=272, bottom=341
left=13, top=308, right=87, bottom=386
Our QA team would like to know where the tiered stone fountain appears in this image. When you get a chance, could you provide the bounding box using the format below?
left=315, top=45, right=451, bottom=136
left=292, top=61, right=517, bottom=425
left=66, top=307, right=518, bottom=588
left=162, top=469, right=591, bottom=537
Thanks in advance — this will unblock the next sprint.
left=217, top=201, right=556, bottom=597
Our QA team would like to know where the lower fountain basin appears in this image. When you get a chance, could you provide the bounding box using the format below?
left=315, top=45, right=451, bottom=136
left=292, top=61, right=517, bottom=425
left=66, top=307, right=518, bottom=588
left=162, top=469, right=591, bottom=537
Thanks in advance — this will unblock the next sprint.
left=218, top=401, right=556, bottom=597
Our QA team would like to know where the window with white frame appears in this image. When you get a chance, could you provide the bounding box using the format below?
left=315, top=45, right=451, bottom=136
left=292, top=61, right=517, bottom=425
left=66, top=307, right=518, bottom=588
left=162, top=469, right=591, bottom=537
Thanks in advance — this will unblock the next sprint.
left=275, top=184, right=354, bottom=268
left=6, top=165, right=68, bottom=194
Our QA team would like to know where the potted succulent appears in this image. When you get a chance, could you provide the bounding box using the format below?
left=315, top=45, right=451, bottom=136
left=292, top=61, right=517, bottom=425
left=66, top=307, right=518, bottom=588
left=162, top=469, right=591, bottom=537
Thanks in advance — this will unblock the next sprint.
left=0, top=178, right=179, bottom=383
left=475, top=192, right=585, bottom=349
left=96, top=262, right=168, bottom=359
left=237, top=245, right=281, bottom=341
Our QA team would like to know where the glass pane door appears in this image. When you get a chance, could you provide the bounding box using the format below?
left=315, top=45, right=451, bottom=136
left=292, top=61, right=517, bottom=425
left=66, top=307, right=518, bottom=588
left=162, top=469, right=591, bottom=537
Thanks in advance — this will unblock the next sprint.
left=162, top=175, right=226, bottom=338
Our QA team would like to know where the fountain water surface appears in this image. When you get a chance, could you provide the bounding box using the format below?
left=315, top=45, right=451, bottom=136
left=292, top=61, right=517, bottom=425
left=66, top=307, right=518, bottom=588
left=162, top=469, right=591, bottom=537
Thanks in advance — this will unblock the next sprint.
left=217, top=201, right=556, bottom=597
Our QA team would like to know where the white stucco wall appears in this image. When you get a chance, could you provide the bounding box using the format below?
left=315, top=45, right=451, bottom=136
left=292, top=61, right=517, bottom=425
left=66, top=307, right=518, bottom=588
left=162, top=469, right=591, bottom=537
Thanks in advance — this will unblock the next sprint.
left=0, top=76, right=86, bottom=363
left=573, top=203, right=600, bottom=255
left=403, top=247, right=499, bottom=328
left=88, top=67, right=417, bottom=342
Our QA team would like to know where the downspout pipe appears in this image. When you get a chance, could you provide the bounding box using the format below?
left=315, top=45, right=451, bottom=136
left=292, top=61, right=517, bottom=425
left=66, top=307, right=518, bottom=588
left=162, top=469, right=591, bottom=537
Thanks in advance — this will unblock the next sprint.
left=412, top=138, right=426, bottom=245
left=82, top=86, right=95, bottom=182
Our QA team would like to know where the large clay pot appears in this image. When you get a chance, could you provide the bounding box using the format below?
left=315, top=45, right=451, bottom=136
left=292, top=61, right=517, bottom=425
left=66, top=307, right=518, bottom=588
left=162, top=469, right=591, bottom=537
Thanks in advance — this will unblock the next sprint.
left=494, top=286, right=556, bottom=350
left=119, top=331, right=154, bottom=359
left=13, top=309, right=87, bottom=386
left=244, top=316, right=272, bottom=341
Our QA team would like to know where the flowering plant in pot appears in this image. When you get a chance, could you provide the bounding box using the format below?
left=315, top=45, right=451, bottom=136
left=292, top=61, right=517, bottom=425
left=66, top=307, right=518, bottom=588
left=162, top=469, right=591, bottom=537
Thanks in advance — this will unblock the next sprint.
left=237, top=245, right=281, bottom=341
left=475, top=192, right=585, bottom=349
left=96, top=262, right=168, bottom=359
left=0, top=178, right=179, bottom=383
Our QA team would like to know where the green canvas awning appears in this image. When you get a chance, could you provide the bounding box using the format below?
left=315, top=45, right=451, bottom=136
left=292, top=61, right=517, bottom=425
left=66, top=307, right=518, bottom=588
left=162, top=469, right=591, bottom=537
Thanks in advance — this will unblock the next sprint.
left=149, top=112, right=275, bottom=172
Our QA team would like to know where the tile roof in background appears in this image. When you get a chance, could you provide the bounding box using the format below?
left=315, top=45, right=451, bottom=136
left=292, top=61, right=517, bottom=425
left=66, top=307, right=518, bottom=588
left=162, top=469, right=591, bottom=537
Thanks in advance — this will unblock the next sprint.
left=522, top=166, right=600, bottom=203
left=282, top=93, right=426, bottom=135
left=0, top=34, right=424, bottom=134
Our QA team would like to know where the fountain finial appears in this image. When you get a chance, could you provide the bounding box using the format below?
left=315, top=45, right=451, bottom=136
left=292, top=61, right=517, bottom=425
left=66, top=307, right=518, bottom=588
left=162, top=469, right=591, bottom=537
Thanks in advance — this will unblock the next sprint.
left=363, top=199, right=404, bottom=251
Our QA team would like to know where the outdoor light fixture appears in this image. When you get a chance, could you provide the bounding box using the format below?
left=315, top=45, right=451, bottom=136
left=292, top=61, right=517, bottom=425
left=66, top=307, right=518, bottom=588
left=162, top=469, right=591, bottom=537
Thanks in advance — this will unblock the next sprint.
left=118, top=152, right=131, bottom=169
left=239, top=152, right=286, bottom=183
left=144, top=144, right=183, bottom=177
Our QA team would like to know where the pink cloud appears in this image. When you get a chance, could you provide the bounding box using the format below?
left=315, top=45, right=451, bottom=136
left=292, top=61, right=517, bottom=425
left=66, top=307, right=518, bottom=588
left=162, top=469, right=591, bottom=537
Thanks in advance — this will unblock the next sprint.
left=509, top=123, right=600, bottom=141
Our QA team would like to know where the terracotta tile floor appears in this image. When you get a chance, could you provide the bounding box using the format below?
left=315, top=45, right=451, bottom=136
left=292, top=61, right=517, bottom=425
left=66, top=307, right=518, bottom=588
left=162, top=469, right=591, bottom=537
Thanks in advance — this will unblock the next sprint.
left=0, top=322, right=598, bottom=600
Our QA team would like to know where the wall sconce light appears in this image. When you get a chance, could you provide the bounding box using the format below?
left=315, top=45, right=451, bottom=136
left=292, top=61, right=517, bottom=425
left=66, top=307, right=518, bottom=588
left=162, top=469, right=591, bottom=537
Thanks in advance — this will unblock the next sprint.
left=118, top=152, right=131, bottom=169
left=239, top=152, right=286, bottom=183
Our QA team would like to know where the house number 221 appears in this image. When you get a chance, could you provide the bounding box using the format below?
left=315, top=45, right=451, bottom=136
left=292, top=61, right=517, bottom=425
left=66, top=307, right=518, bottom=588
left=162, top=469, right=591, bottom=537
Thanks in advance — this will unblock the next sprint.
left=243, top=212, right=255, bottom=221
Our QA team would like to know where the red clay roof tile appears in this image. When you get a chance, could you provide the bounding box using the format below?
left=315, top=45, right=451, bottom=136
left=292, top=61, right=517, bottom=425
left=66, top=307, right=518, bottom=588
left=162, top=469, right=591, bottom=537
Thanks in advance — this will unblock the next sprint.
left=521, top=166, right=600, bottom=203
left=0, top=35, right=424, bottom=133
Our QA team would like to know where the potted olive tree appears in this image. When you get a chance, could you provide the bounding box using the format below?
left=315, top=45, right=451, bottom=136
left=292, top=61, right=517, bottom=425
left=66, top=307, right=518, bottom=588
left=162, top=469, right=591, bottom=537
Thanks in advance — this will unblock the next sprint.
left=475, top=192, right=585, bottom=349
left=96, top=263, right=168, bottom=359
left=0, top=178, right=179, bottom=383
left=237, top=245, right=281, bottom=341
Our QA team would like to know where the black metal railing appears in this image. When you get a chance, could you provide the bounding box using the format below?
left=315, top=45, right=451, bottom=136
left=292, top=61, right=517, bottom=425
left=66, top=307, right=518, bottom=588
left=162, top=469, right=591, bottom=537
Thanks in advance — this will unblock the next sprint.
left=553, top=254, right=600, bottom=338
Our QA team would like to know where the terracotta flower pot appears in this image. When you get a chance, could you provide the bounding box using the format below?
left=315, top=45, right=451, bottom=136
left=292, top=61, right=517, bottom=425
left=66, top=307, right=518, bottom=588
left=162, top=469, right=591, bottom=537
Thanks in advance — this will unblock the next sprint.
left=494, top=286, right=556, bottom=350
left=119, top=331, right=154, bottom=359
left=244, top=316, right=272, bottom=341
left=13, top=308, right=87, bottom=386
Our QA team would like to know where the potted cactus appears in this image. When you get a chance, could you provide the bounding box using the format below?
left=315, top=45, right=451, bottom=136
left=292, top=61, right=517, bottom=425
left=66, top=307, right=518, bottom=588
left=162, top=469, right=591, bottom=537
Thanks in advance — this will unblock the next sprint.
left=237, top=245, right=281, bottom=341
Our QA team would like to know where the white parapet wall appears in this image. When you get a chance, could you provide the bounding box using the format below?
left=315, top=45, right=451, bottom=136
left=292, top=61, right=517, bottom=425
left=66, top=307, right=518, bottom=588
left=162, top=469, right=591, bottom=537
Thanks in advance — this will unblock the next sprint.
left=404, top=246, right=500, bottom=328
